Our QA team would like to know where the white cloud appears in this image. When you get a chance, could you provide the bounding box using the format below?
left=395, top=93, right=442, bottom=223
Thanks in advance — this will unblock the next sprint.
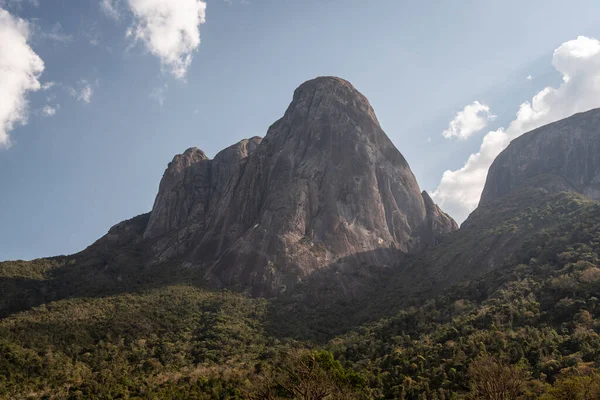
left=41, top=81, right=55, bottom=90
left=442, top=101, right=496, bottom=140
left=432, top=36, right=600, bottom=223
left=42, top=22, right=72, bottom=42
left=100, top=0, right=121, bottom=20
left=79, top=84, right=93, bottom=103
left=127, top=0, right=206, bottom=79
left=526, top=75, right=533, bottom=80
left=40, top=104, right=58, bottom=117
left=150, top=84, right=168, bottom=106
left=0, top=0, right=39, bottom=10
left=0, top=8, right=44, bottom=149
left=69, top=80, right=95, bottom=103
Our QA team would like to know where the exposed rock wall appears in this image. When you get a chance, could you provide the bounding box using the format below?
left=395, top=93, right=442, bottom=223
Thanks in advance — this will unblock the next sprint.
left=96, top=77, right=458, bottom=297
left=481, top=108, right=600, bottom=203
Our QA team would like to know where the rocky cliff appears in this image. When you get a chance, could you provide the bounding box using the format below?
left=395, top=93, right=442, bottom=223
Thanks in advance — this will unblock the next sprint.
left=481, top=108, right=600, bottom=204
left=131, top=77, right=457, bottom=296
left=411, top=107, right=600, bottom=299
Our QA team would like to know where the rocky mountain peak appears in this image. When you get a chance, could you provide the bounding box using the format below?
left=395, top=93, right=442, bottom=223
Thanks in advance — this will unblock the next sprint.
left=290, top=76, right=380, bottom=125
left=480, top=108, right=600, bottom=204
left=92, top=77, right=458, bottom=297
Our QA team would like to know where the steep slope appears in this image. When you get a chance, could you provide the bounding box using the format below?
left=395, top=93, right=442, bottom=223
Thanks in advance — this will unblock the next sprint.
left=329, top=190, right=600, bottom=398
left=270, top=110, right=600, bottom=340
left=409, top=108, right=600, bottom=302
left=269, top=181, right=600, bottom=340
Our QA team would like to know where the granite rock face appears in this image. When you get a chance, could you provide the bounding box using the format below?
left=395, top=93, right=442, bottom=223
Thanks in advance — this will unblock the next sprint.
left=144, top=148, right=211, bottom=240
left=481, top=108, right=600, bottom=204
left=421, top=191, right=459, bottom=245
left=115, top=77, right=458, bottom=296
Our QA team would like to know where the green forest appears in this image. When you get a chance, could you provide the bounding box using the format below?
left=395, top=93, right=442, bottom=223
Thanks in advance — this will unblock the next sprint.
left=2, top=189, right=600, bottom=399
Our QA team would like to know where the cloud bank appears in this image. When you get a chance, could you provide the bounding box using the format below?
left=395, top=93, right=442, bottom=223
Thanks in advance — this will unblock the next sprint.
left=0, top=8, right=44, bottom=149
left=432, top=36, right=600, bottom=223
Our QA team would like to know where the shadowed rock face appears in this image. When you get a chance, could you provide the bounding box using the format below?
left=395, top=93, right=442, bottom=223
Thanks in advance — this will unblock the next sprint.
left=481, top=108, right=600, bottom=204
left=98, top=77, right=458, bottom=297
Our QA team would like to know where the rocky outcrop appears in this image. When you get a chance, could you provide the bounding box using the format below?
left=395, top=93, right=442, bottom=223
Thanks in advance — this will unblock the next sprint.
left=135, top=77, right=457, bottom=296
left=421, top=191, right=459, bottom=245
left=144, top=148, right=210, bottom=240
left=80, top=77, right=456, bottom=297
left=412, top=107, right=600, bottom=296
left=210, top=136, right=262, bottom=204
left=481, top=108, right=600, bottom=204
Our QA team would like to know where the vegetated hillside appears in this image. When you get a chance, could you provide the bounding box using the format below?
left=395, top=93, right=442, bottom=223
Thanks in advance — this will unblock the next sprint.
left=267, top=174, right=598, bottom=341
left=328, top=189, right=600, bottom=399
left=1, top=188, right=599, bottom=399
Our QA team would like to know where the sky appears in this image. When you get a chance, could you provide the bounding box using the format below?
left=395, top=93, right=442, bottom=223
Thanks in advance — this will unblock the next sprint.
left=2, top=0, right=600, bottom=261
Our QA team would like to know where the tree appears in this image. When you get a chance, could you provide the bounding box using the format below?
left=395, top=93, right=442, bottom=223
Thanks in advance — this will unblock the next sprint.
left=468, top=355, right=527, bottom=400
left=247, top=350, right=365, bottom=400
left=542, top=368, right=600, bottom=400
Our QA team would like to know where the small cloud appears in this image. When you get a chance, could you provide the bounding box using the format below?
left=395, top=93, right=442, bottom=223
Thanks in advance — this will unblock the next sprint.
left=39, top=22, right=72, bottom=42
left=84, top=23, right=102, bottom=47
left=78, top=84, right=93, bottom=103
left=100, top=0, right=121, bottom=20
left=41, top=81, right=55, bottom=90
left=126, top=0, right=207, bottom=79
left=526, top=75, right=533, bottom=80
left=427, top=137, right=432, bottom=143
left=0, top=0, right=40, bottom=10
left=150, top=84, right=168, bottom=106
left=442, top=101, right=496, bottom=140
left=40, top=104, right=59, bottom=117
left=69, top=80, right=96, bottom=104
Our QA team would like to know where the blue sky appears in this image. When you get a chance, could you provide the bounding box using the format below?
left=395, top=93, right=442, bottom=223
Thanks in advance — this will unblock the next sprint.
left=2, top=0, right=600, bottom=261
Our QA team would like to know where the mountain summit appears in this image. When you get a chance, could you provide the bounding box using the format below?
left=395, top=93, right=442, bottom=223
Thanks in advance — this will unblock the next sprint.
left=102, top=77, right=457, bottom=296
left=481, top=108, right=600, bottom=204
